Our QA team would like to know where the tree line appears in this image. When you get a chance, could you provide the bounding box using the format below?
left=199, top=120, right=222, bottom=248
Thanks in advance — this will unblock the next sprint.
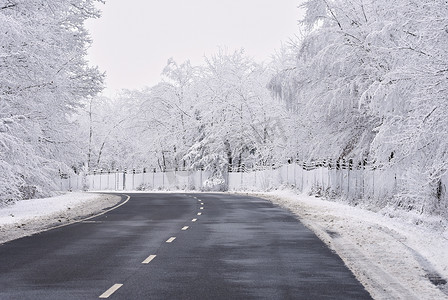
left=269, top=0, right=448, bottom=215
left=2, top=0, right=447, bottom=217
left=81, top=50, right=290, bottom=178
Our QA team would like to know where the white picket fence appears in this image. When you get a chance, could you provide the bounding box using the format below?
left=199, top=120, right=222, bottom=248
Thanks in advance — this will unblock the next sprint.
left=59, top=162, right=400, bottom=202
left=227, top=163, right=398, bottom=201
left=60, top=170, right=213, bottom=191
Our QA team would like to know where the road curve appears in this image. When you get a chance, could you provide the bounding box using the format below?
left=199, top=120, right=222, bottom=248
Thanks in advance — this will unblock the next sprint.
left=0, top=193, right=371, bottom=299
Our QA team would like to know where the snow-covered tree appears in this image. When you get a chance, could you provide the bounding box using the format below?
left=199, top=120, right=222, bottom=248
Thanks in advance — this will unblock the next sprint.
left=0, top=0, right=104, bottom=202
left=82, top=50, right=289, bottom=186
left=185, top=49, right=287, bottom=177
left=270, top=0, right=448, bottom=215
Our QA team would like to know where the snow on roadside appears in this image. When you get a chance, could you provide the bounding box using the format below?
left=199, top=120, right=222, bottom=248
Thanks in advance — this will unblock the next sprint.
left=0, top=192, right=121, bottom=245
left=254, top=190, right=448, bottom=300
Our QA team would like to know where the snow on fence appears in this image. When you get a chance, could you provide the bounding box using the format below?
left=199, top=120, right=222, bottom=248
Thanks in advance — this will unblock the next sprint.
left=60, top=169, right=212, bottom=191
left=58, top=160, right=406, bottom=202
left=227, top=161, right=398, bottom=202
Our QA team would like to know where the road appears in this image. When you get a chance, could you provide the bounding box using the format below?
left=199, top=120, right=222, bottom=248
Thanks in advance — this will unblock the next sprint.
left=0, top=193, right=371, bottom=299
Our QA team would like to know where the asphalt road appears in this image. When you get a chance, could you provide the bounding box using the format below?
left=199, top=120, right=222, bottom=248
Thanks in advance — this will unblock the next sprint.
left=0, top=193, right=371, bottom=299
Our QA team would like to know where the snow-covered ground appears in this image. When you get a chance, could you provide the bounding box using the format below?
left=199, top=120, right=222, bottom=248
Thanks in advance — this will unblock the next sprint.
left=254, top=190, right=448, bottom=300
left=0, top=192, right=121, bottom=245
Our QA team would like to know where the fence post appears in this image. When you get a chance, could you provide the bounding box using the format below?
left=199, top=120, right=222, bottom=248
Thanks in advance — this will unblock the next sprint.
left=301, top=162, right=304, bottom=192
left=132, top=168, right=135, bottom=190
left=321, top=163, right=324, bottom=192
left=347, top=165, right=350, bottom=197
left=123, top=169, right=126, bottom=190
left=339, top=162, right=343, bottom=196
left=174, top=167, right=177, bottom=189
left=294, top=161, right=297, bottom=188
left=240, top=168, right=243, bottom=189
left=118, top=170, right=120, bottom=191
left=100, top=169, right=103, bottom=191
left=153, top=168, right=156, bottom=190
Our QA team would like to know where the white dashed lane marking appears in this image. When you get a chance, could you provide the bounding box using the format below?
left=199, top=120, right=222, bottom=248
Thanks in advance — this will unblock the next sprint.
left=182, top=226, right=189, bottom=231
left=200, top=207, right=204, bottom=210
left=142, top=255, right=157, bottom=264
left=166, top=237, right=176, bottom=243
left=192, top=218, right=197, bottom=222
left=99, top=284, right=123, bottom=298
left=197, top=212, right=202, bottom=215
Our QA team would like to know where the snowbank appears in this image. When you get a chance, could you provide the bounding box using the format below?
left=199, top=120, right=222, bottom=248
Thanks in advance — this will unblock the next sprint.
left=0, top=192, right=121, bottom=244
left=255, top=190, right=448, bottom=300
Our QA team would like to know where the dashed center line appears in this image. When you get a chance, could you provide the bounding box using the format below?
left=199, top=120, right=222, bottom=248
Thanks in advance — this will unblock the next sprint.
left=142, top=254, right=157, bottom=264
left=99, top=283, right=123, bottom=298
left=182, top=226, right=189, bottom=230
left=192, top=218, right=197, bottom=222
left=166, top=237, right=176, bottom=243
left=200, top=207, right=204, bottom=210
left=197, top=212, right=202, bottom=215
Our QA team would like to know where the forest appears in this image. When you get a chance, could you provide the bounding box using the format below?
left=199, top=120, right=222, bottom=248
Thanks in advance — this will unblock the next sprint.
left=1, top=0, right=447, bottom=217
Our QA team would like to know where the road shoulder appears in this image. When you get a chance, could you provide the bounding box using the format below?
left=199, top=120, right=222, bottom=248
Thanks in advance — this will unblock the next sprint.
left=249, top=190, right=448, bottom=300
left=0, top=192, right=121, bottom=245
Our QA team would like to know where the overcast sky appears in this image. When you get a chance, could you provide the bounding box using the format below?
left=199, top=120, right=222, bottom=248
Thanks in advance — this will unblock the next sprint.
left=86, top=1, right=302, bottom=95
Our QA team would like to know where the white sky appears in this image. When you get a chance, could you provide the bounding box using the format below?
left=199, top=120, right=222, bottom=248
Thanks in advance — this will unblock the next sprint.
left=86, top=1, right=303, bottom=95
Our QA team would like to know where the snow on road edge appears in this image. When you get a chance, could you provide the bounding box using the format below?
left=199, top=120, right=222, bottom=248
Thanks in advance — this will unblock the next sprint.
left=0, top=192, right=121, bottom=245
left=252, top=190, right=448, bottom=300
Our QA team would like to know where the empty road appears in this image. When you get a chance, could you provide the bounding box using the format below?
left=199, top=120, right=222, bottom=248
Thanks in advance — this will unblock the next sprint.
left=0, top=193, right=371, bottom=299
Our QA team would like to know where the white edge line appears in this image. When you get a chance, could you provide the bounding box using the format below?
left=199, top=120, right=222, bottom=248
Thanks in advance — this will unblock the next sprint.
left=142, top=254, right=157, bottom=264
left=50, top=194, right=131, bottom=231
left=99, top=283, right=123, bottom=298
left=1, top=194, right=131, bottom=246
left=83, top=194, right=131, bottom=221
